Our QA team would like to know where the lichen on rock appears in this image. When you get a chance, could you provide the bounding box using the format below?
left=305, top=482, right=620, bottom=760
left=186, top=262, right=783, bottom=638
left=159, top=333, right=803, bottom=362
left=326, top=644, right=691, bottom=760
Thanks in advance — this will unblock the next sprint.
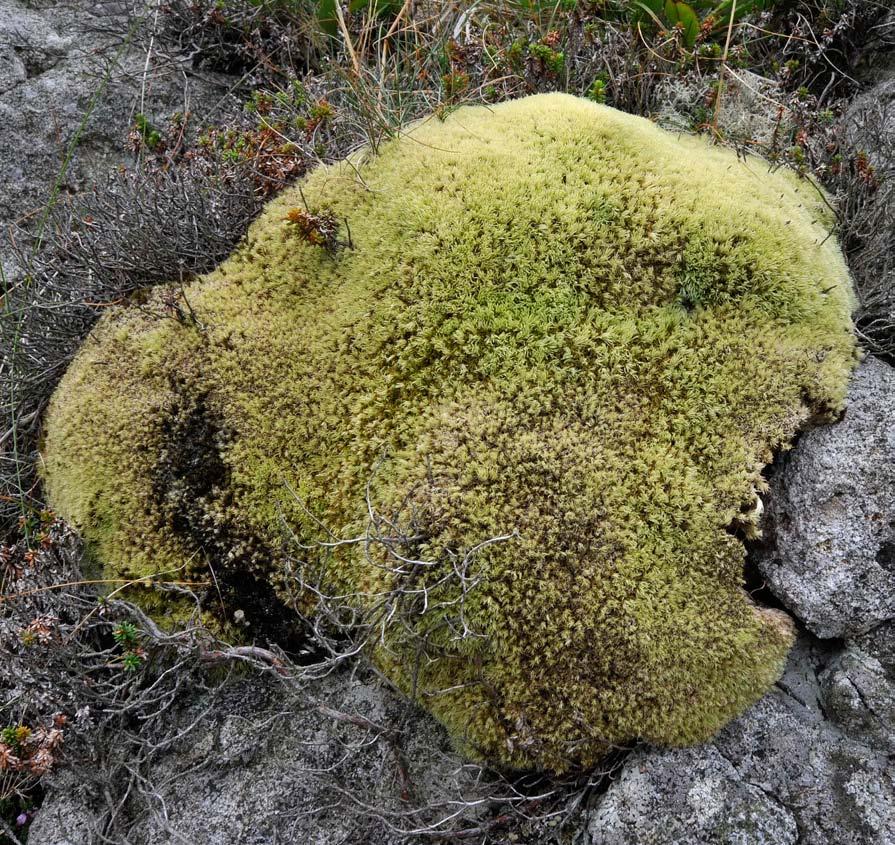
left=41, top=93, right=858, bottom=772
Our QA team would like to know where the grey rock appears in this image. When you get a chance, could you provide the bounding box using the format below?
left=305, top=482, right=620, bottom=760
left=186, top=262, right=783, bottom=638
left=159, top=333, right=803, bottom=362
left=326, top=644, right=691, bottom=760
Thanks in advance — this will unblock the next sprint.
left=27, top=669, right=486, bottom=845
left=757, top=357, right=895, bottom=639
left=820, top=621, right=895, bottom=752
left=820, top=641, right=895, bottom=753
left=854, top=619, right=895, bottom=671
left=22, top=791, right=93, bottom=845
left=0, top=0, right=236, bottom=274
left=582, top=745, right=799, bottom=845
left=580, top=635, right=895, bottom=845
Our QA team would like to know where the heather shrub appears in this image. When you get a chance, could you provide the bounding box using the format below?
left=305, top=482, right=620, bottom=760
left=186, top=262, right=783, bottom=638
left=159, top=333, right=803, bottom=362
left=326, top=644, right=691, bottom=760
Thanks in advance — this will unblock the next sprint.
left=41, top=93, right=857, bottom=771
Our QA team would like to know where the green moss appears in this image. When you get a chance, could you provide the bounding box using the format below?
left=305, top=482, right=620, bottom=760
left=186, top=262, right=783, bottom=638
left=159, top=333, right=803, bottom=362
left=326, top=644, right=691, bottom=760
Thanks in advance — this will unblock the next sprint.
left=42, top=94, right=857, bottom=772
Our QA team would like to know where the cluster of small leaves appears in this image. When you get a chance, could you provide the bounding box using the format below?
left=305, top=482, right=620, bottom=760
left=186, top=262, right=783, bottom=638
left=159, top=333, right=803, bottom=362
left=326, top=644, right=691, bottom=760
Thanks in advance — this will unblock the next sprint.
left=199, top=85, right=341, bottom=184
left=112, top=621, right=144, bottom=672
left=1, top=511, right=57, bottom=598
left=131, top=112, right=162, bottom=152
left=18, top=614, right=58, bottom=649
left=0, top=717, right=65, bottom=778
left=284, top=206, right=345, bottom=252
left=0, top=714, right=65, bottom=840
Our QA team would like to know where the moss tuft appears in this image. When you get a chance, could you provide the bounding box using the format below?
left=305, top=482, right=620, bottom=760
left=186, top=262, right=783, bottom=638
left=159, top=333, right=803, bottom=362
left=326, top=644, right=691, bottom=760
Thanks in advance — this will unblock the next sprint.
left=42, top=94, right=857, bottom=771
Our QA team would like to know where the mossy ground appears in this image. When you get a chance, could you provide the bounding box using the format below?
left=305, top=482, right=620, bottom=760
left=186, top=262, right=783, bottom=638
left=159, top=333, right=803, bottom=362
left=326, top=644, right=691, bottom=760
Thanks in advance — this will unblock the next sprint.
left=42, top=93, right=857, bottom=772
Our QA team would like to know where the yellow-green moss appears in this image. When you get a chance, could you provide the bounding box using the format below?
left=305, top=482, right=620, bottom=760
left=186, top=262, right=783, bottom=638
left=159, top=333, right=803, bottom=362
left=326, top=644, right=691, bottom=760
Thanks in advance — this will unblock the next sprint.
left=42, top=94, right=857, bottom=772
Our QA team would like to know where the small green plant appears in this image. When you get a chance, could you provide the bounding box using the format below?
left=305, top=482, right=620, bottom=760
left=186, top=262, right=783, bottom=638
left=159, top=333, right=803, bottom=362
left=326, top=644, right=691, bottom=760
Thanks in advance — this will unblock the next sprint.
left=789, top=144, right=806, bottom=170
left=587, top=76, right=608, bottom=103
left=506, top=37, right=528, bottom=70
left=284, top=206, right=343, bottom=252
left=0, top=725, right=30, bottom=752
left=112, top=621, right=144, bottom=671
left=133, top=113, right=162, bottom=151
left=529, top=42, right=565, bottom=75
left=112, top=621, right=139, bottom=648
left=698, top=41, right=722, bottom=58
left=122, top=651, right=143, bottom=672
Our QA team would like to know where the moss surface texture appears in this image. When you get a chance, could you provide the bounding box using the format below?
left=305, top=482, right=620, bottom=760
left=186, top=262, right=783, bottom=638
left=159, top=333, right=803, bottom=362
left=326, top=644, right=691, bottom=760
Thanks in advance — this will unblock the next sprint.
left=42, top=93, right=857, bottom=772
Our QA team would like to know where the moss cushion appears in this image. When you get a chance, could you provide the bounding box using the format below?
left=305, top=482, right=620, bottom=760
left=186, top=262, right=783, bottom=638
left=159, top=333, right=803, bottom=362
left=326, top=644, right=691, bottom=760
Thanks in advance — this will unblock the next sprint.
left=42, top=93, right=857, bottom=771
